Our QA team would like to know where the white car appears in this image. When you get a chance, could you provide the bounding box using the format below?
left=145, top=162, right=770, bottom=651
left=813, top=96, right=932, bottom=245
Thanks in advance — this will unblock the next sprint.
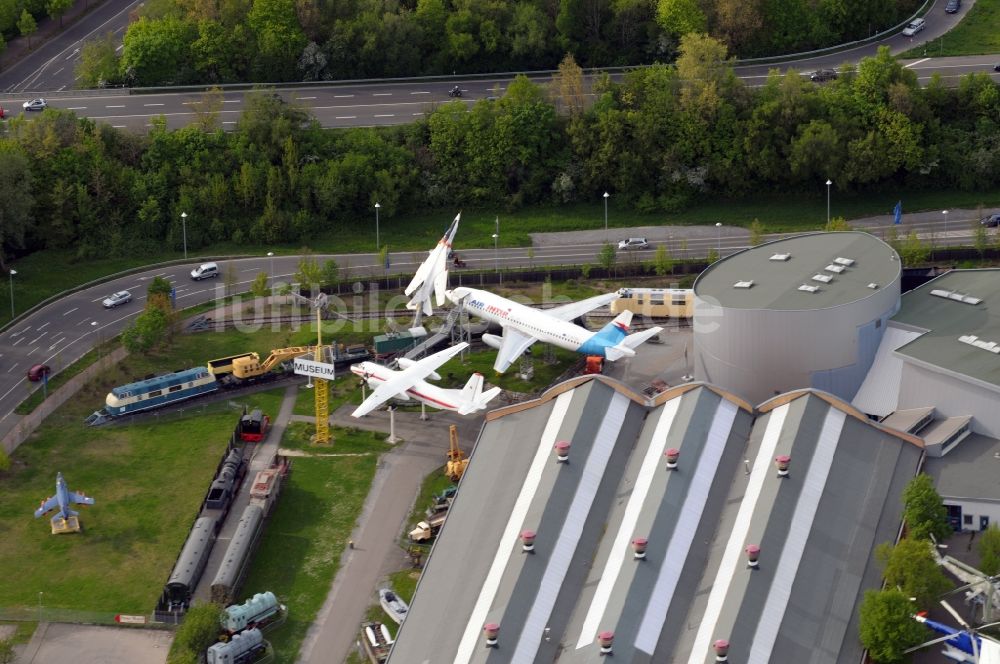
left=618, top=237, right=650, bottom=250
left=22, top=98, right=47, bottom=112
left=102, top=290, right=132, bottom=308
left=902, top=18, right=925, bottom=36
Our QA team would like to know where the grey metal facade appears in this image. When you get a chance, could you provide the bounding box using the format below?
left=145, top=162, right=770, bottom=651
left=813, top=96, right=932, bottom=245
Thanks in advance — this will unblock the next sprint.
left=898, top=361, right=1000, bottom=438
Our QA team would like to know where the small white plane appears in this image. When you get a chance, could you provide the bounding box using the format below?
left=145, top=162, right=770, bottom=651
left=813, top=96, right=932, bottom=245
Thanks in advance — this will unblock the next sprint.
left=405, top=213, right=460, bottom=319
left=446, top=287, right=663, bottom=373
left=350, top=342, right=502, bottom=418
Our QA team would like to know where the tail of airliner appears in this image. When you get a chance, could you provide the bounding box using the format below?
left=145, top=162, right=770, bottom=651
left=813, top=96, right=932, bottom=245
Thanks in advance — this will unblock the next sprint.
left=582, top=310, right=663, bottom=362
left=457, top=373, right=503, bottom=415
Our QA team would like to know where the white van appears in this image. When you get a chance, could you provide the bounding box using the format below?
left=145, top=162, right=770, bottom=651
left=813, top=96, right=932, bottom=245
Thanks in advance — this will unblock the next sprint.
left=190, top=262, right=219, bottom=280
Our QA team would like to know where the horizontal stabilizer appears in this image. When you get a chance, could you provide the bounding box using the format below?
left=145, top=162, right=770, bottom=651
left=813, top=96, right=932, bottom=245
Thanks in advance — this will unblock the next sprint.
left=605, top=326, right=664, bottom=362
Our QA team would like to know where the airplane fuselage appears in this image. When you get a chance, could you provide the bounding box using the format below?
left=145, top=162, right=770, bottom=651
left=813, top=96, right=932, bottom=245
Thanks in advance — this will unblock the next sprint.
left=351, top=362, right=463, bottom=412
left=461, top=290, right=591, bottom=351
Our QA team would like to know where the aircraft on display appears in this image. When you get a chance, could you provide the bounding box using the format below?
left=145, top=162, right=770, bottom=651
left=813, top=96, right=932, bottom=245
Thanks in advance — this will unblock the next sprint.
left=350, top=342, right=501, bottom=418
left=907, top=602, right=1000, bottom=663
left=405, top=213, right=460, bottom=322
left=33, top=472, right=95, bottom=526
left=445, top=287, right=663, bottom=373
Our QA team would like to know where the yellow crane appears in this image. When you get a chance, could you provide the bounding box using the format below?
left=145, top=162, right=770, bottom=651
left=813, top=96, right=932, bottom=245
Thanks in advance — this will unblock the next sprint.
left=311, top=307, right=330, bottom=444
left=445, top=425, right=468, bottom=482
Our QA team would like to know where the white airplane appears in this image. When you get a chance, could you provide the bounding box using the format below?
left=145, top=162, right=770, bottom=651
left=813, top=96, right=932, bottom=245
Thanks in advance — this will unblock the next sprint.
left=446, top=287, right=663, bottom=373
left=350, top=342, right=501, bottom=418
left=405, top=213, right=460, bottom=319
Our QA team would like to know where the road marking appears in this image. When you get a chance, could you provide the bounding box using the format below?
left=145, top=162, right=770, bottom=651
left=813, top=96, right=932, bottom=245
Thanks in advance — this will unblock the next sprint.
left=57, top=85, right=66, bottom=92
left=334, top=94, right=354, bottom=98
left=374, top=114, right=394, bottom=117
left=13, top=338, right=25, bottom=346
left=116, top=44, right=123, bottom=52
left=28, top=332, right=48, bottom=345
left=74, top=75, right=82, bottom=80
left=28, top=346, right=38, bottom=356
left=296, top=96, right=316, bottom=100
left=65, top=51, right=78, bottom=61
left=67, top=106, right=87, bottom=110
left=373, top=93, right=392, bottom=96
left=906, top=57, right=930, bottom=68
left=49, top=338, right=66, bottom=351
left=37, top=322, right=49, bottom=330
left=113, top=125, right=126, bottom=128
left=106, top=105, right=125, bottom=108
left=223, top=100, right=240, bottom=103
left=77, top=318, right=90, bottom=326
left=12, top=326, right=30, bottom=336
left=336, top=115, right=356, bottom=119
left=54, top=67, right=64, bottom=75
left=7, top=363, right=18, bottom=373
left=412, top=112, right=424, bottom=116
left=144, top=103, right=164, bottom=107
left=223, top=121, right=236, bottom=125
left=410, top=91, right=430, bottom=95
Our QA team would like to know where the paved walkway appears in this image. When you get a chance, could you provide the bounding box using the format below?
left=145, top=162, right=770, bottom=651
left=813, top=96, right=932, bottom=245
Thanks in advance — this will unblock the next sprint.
left=297, top=405, right=482, bottom=664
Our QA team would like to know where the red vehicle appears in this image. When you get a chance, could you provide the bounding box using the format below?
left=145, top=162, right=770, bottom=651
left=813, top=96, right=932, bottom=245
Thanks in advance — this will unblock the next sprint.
left=27, top=364, right=51, bottom=381
left=0, top=105, right=5, bottom=119
left=239, top=409, right=270, bottom=442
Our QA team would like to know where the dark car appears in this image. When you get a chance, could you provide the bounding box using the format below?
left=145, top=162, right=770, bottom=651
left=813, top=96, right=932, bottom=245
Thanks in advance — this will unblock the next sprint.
left=27, top=364, right=51, bottom=381
left=994, top=63, right=1000, bottom=72
left=809, top=69, right=838, bottom=82
left=945, top=0, right=960, bottom=13
left=981, top=214, right=1000, bottom=228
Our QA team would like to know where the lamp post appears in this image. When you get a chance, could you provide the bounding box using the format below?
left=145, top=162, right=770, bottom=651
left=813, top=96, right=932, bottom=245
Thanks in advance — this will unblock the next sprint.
left=603, top=192, right=610, bottom=241
left=492, top=216, right=499, bottom=273
left=38, top=592, right=43, bottom=622
left=825, top=179, right=832, bottom=227
left=943, top=209, right=949, bottom=240
left=267, top=252, right=274, bottom=280
left=374, top=202, right=381, bottom=252
left=180, top=212, right=188, bottom=260
left=715, top=222, right=722, bottom=255
left=8, top=269, right=16, bottom=318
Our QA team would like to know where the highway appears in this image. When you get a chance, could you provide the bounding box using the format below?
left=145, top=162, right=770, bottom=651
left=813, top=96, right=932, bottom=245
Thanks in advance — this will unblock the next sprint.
left=1, top=208, right=996, bottom=444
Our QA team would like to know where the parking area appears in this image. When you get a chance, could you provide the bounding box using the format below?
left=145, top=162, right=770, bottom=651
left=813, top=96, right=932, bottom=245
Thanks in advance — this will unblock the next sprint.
left=17, top=623, right=172, bottom=664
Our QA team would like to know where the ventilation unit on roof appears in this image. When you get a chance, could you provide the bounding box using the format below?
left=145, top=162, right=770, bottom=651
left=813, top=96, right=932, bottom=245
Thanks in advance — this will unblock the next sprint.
left=958, top=335, right=1000, bottom=354
left=734, top=280, right=754, bottom=289
left=798, top=284, right=820, bottom=293
left=824, top=264, right=845, bottom=273
left=868, top=283, right=879, bottom=289
left=812, top=274, right=833, bottom=283
left=931, top=289, right=982, bottom=305
left=833, top=257, right=855, bottom=266
left=769, top=253, right=791, bottom=261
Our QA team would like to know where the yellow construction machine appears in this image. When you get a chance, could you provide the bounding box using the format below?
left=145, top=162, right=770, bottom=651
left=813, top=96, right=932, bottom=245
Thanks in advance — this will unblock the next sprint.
left=445, top=425, right=468, bottom=482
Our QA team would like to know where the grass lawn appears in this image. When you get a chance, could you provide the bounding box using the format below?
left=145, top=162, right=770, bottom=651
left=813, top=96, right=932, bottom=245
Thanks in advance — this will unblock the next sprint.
left=899, top=0, right=1000, bottom=57
left=293, top=375, right=365, bottom=417
left=8, top=187, right=1000, bottom=329
left=0, top=385, right=284, bottom=613
left=279, top=422, right=394, bottom=455
left=238, top=448, right=382, bottom=663
left=434, top=346, right=580, bottom=393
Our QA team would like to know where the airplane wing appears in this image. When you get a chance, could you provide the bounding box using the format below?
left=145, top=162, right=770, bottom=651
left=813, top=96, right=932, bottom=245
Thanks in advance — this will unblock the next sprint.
left=352, top=342, right=469, bottom=417
left=545, top=292, right=620, bottom=322
left=69, top=491, right=95, bottom=506
left=493, top=327, right=538, bottom=373
left=34, top=496, right=58, bottom=518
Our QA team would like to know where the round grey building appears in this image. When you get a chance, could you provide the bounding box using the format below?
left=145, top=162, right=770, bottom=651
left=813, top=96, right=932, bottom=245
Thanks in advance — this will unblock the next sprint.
left=693, top=231, right=901, bottom=405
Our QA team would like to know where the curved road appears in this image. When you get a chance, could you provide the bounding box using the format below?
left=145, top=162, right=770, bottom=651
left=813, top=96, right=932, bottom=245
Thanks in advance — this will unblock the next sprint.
left=1, top=208, right=996, bottom=444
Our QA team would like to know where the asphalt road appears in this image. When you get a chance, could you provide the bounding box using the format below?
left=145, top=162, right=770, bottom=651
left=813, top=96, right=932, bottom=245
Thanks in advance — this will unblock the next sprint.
left=0, top=0, right=997, bottom=129
left=2, top=209, right=996, bottom=445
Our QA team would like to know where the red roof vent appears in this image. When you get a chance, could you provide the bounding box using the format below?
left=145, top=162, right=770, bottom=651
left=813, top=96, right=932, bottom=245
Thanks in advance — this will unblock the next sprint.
left=713, top=639, right=730, bottom=661
left=521, top=530, right=536, bottom=553
left=598, top=631, right=614, bottom=655
left=664, top=448, right=680, bottom=470
left=632, top=537, right=648, bottom=560
left=554, top=441, right=571, bottom=463
left=483, top=623, right=500, bottom=648
left=775, top=454, right=791, bottom=477
left=745, top=544, right=761, bottom=568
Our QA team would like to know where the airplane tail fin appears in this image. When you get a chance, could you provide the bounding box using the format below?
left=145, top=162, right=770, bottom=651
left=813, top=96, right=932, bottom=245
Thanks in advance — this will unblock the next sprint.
left=456, top=373, right=502, bottom=414
left=605, top=326, right=664, bottom=362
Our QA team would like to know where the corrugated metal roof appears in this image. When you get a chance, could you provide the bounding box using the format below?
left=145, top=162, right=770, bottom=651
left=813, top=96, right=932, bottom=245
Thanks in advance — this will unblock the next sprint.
left=851, top=325, right=924, bottom=416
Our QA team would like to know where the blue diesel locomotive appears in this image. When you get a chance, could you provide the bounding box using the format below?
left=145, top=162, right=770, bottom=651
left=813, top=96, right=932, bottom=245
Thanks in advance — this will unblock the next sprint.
left=86, top=367, right=218, bottom=424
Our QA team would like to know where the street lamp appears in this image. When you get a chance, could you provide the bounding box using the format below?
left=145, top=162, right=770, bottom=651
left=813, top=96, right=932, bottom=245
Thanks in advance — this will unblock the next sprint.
left=492, top=216, right=499, bottom=273
left=180, top=212, right=188, bottom=260
left=943, top=209, right=949, bottom=239
left=374, top=202, right=381, bottom=252
left=267, top=252, right=274, bottom=281
left=603, top=192, right=610, bottom=240
left=715, top=222, right=722, bottom=255
left=8, top=269, right=15, bottom=318
left=825, top=179, right=832, bottom=227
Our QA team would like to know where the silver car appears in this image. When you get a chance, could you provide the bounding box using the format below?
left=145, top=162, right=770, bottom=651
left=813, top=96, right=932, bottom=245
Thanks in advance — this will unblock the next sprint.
left=102, top=290, right=132, bottom=308
left=22, top=98, right=47, bottom=112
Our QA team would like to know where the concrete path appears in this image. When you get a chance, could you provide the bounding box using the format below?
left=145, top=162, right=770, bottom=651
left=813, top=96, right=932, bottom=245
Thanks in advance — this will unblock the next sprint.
left=297, top=406, right=483, bottom=664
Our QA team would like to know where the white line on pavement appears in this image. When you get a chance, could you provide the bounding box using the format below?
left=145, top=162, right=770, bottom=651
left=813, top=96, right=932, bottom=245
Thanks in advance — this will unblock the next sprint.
left=63, top=307, right=78, bottom=316
left=106, top=105, right=125, bottom=108
left=334, top=95, right=354, bottom=98
left=77, top=318, right=90, bottom=326
left=28, top=332, right=48, bottom=345
left=297, top=96, right=316, bottom=100
left=67, top=106, right=86, bottom=110
left=37, top=322, right=49, bottom=330
left=374, top=114, right=394, bottom=117
left=906, top=58, right=930, bottom=68
left=144, top=103, right=164, bottom=107
left=336, top=116, right=356, bottom=119
left=13, top=338, right=24, bottom=346
left=373, top=93, right=392, bottom=96
left=6, top=363, right=18, bottom=373
left=410, top=91, right=430, bottom=95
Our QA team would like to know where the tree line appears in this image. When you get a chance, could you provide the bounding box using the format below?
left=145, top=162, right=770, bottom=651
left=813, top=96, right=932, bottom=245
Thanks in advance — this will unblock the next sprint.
left=1, top=39, right=999, bottom=271
left=66, top=0, right=922, bottom=87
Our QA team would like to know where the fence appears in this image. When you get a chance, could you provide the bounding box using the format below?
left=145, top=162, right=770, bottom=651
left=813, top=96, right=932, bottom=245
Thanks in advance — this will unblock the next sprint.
left=0, top=605, right=168, bottom=628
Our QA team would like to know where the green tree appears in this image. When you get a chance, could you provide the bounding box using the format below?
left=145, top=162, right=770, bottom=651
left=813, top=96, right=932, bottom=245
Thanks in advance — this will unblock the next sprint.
left=76, top=32, right=121, bottom=87
left=902, top=474, right=951, bottom=542
left=148, top=276, right=173, bottom=299
left=247, top=0, right=307, bottom=81
left=0, top=637, right=14, bottom=664
left=655, top=0, right=706, bottom=37
left=0, top=447, right=10, bottom=473
left=825, top=216, right=851, bottom=231
left=974, top=221, right=989, bottom=258
left=17, top=9, right=36, bottom=49
left=707, top=247, right=719, bottom=263
left=598, top=242, right=617, bottom=271
left=250, top=271, right=270, bottom=297
left=979, top=524, right=1000, bottom=576
left=122, top=307, right=170, bottom=354
left=320, top=260, right=339, bottom=288
left=223, top=262, right=238, bottom=296
left=550, top=52, right=585, bottom=115
left=377, top=245, right=389, bottom=275
left=898, top=231, right=929, bottom=267
left=0, top=150, right=34, bottom=273
left=121, top=17, right=196, bottom=85
left=858, top=589, right=927, bottom=663
left=45, top=0, right=71, bottom=26
left=166, top=603, right=222, bottom=664
left=191, top=86, right=224, bottom=131
left=749, top=219, right=764, bottom=246
left=653, top=245, right=673, bottom=276
left=295, top=251, right=322, bottom=292
left=877, top=537, right=951, bottom=608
